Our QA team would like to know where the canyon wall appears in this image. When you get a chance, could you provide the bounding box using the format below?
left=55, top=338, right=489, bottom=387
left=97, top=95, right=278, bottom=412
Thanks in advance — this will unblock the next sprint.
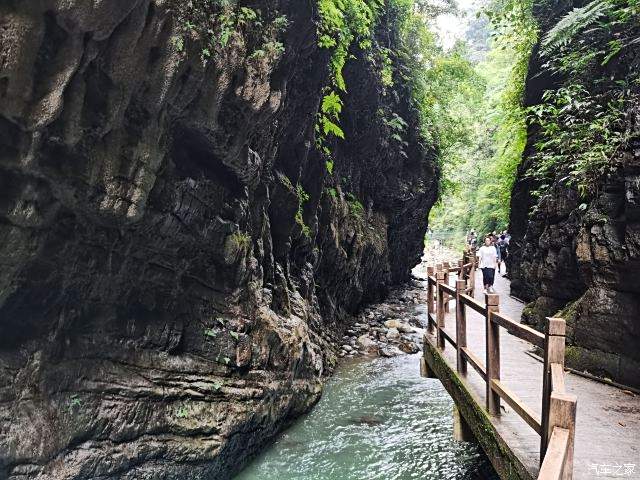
left=0, top=1, right=438, bottom=478
left=509, top=0, right=640, bottom=387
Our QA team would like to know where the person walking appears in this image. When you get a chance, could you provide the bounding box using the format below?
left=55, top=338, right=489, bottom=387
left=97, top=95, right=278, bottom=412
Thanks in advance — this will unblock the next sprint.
left=466, top=229, right=477, bottom=249
left=498, top=234, right=509, bottom=275
left=477, top=236, right=498, bottom=293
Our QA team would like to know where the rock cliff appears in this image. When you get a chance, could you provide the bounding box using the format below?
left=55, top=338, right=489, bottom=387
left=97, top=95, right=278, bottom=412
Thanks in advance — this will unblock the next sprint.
left=0, top=1, right=437, bottom=478
left=509, top=0, right=640, bottom=387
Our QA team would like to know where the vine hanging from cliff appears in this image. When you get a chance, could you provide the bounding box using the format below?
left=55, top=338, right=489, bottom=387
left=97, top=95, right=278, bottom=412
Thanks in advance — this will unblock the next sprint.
left=315, top=0, right=383, bottom=166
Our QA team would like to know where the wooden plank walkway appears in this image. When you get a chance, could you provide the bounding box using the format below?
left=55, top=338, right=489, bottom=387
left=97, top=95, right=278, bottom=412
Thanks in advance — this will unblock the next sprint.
left=421, top=265, right=640, bottom=479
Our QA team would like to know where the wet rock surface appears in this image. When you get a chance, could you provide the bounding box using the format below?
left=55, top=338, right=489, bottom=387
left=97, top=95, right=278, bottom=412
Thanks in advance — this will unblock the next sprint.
left=0, top=2, right=437, bottom=479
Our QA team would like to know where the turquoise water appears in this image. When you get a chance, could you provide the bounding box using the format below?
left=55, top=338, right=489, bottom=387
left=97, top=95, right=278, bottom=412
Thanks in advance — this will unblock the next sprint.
left=236, top=354, right=497, bottom=480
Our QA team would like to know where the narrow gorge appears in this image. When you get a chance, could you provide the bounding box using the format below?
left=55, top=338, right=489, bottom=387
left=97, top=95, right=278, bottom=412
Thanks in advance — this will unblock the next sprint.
left=2, top=0, right=640, bottom=478
left=0, top=1, right=437, bottom=478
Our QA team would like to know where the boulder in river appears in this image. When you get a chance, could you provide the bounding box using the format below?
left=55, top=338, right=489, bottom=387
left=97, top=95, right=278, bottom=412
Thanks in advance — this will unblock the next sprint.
left=384, top=319, right=415, bottom=333
left=380, top=346, right=404, bottom=358
left=386, top=327, right=401, bottom=340
left=357, top=334, right=377, bottom=352
left=398, top=340, right=420, bottom=354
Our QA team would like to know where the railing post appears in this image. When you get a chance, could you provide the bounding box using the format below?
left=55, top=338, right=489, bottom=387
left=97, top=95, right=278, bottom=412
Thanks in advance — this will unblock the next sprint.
left=427, top=266, right=435, bottom=333
left=443, top=262, right=451, bottom=313
left=541, top=317, right=566, bottom=458
left=547, top=392, right=577, bottom=479
left=455, top=279, right=467, bottom=375
left=469, top=251, right=476, bottom=295
left=436, top=271, right=445, bottom=349
left=485, top=293, right=500, bottom=415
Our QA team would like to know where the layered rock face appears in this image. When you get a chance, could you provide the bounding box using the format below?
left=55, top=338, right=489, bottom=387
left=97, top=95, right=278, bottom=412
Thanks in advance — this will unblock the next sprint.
left=509, top=0, right=640, bottom=387
left=0, top=1, right=437, bottom=478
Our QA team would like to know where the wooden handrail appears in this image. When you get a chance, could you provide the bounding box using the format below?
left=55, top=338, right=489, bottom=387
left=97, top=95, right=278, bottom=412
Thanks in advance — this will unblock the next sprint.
left=550, top=363, right=565, bottom=394
left=441, top=328, right=457, bottom=348
left=541, top=393, right=576, bottom=479
left=460, top=347, right=486, bottom=380
left=426, top=252, right=576, bottom=479
left=459, top=294, right=485, bottom=315
left=491, top=311, right=545, bottom=349
left=491, top=379, right=542, bottom=435
left=541, top=318, right=567, bottom=457
left=439, top=283, right=456, bottom=296
left=538, top=427, right=570, bottom=480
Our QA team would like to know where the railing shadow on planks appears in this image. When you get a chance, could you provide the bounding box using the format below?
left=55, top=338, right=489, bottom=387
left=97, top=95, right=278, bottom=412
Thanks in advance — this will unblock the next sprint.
left=424, top=254, right=577, bottom=480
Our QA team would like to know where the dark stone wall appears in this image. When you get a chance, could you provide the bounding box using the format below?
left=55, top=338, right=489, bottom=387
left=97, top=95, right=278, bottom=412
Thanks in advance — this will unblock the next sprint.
left=0, top=1, right=438, bottom=478
left=508, top=0, right=640, bottom=387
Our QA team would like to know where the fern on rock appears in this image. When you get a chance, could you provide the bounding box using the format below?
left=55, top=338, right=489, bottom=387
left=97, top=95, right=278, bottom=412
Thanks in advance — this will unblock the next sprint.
left=541, top=0, right=614, bottom=54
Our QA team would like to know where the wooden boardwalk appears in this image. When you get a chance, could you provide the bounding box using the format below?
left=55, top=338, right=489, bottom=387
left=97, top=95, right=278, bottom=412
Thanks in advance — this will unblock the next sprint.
left=420, top=264, right=640, bottom=479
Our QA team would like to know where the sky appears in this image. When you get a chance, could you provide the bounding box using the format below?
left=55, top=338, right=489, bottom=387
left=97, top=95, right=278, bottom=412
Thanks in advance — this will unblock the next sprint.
left=435, top=0, right=484, bottom=49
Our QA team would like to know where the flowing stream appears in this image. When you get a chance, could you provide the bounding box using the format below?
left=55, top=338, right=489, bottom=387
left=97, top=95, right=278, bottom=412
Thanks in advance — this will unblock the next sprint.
left=235, top=353, right=497, bottom=480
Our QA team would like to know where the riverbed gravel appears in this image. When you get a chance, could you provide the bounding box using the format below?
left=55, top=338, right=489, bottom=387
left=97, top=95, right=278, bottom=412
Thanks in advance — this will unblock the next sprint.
left=337, top=246, right=462, bottom=360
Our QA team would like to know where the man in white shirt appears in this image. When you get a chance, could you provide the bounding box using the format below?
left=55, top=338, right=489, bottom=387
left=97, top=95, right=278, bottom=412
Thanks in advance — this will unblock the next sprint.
left=477, top=236, right=498, bottom=293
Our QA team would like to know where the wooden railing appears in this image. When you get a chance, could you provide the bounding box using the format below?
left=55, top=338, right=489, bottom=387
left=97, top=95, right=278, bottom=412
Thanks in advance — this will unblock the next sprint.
left=425, top=258, right=577, bottom=480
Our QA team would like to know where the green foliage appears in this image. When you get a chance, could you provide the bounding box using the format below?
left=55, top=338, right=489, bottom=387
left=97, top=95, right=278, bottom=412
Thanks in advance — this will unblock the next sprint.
left=429, top=0, right=537, bottom=235
left=212, top=380, right=224, bottom=391
left=295, top=184, right=311, bottom=237
left=325, top=159, right=335, bottom=175
left=315, top=0, right=383, bottom=160
left=175, top=406, right=188, bottom=418
left=528, top=0, right=638, bottom=199
left=388, top=1, right=491, bottom=192
left=540, top=0, right=639, bottom=75
left=249, top=40, right=286, bottom=59
left=68, top=394, right=82, bottom=412
left=215, top=353, right=232, bottom=365
left=379, top=47, right=394, bottom=88
left=528, top=84, right=628, bottom=197
left=203, top=327, right=217, bottom=338
left=346, top=193, right=364, bottom=218
left=317, top=0, right=382, bottom=89
left=541, top=0, right=613, bottom=54
left=381, top=110, right=409, bottom=156
left=170, top=1, right=288, bottom=63
left=327, top=187, right=338, bottom=198
left=319, top=91, right=345, bottom=139
left=229, top=231, right=251, bottom=252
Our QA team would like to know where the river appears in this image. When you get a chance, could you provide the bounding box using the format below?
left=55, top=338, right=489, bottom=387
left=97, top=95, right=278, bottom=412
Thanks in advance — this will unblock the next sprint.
left=235, top=352, right=497, bottom=480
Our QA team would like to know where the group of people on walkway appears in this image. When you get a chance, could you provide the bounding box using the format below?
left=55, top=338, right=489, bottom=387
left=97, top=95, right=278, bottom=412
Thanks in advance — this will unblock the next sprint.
left=466, top=230, right=510, bottom=294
